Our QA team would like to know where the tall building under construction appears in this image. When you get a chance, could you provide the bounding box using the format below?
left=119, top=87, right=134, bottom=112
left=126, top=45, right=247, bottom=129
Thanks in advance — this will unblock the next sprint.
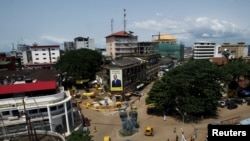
left=153, top=34, right=185, bottom=61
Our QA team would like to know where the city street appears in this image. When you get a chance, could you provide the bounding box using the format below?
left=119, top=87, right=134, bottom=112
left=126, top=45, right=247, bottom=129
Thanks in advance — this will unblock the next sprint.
left=79, top=82, right=250, bottom=141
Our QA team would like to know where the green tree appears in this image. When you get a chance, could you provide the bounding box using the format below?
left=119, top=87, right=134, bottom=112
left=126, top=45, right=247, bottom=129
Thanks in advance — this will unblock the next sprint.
left=56, top=48, right=102, bottom=81
left=221, top=58, right=250, bottom=96
left=66, top=129, right=93, bottom=141
left=146, top=60, right=226, bottom=120
left=222, top=58, right=250, bottom=81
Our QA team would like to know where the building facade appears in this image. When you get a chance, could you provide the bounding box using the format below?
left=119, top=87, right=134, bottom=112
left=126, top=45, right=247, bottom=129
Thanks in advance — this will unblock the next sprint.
left=30, top=44, right=60, bottom=64
left=0, top=70, right=82, bottom=139
left=74, top=37, right=95, bottom=50
left=153, top=34, right=184, bottom=61
left=64, top=37, right=95, bottom=51
left=137, top=41, right=155, bottom=54
left=106, top=31, right=138, bottom=59
left=219, top=42, right=248, bottom=59
left=193, top=41, right=219, bottom=60
left=101, top=57, right=147, bottom=93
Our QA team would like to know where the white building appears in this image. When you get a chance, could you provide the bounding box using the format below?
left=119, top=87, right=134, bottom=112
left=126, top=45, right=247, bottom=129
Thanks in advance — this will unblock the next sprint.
left=74, top=36, right=95, bottom=50
left=30, top=44, right=60, bottom=64
left=193, top=41, right=220, bottom=60
left=0, top=70, right=82, bottom=139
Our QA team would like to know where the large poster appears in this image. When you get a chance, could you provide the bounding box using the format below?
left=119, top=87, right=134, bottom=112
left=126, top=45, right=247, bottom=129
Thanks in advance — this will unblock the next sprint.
left=110, top=69, right=123, bottom=91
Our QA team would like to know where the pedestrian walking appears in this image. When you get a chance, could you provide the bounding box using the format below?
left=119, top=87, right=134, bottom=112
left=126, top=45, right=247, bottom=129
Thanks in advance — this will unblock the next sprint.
left=94, top=126, right=97, bottom=132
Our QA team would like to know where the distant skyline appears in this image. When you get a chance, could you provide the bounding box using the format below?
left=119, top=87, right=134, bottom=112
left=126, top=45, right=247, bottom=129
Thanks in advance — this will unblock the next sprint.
left=1, top=0, right=250, bottom=52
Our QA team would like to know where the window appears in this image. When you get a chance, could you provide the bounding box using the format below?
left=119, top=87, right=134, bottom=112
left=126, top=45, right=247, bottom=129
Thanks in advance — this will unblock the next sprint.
left=43, top=58, right=47, bottom=60
left=43, top=53, right=46, bottom=55
left=50, top=106, right=57, bottom=111
left=36, top=58, right=39, bottom=60
left=2, top=111, right=10, bottom=116
left=39, top=108, right=47, bottom=113
left=29, top=109, right=38, bottom=114
left=58, top=104, right=64, bottom=109
left=35, top=54, right=38, bottom=56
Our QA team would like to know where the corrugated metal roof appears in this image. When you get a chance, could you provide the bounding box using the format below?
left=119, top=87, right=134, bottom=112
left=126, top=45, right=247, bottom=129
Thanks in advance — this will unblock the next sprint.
left=0, top=80, right=57, bottom=95
left=111, top=57, right=141, bottom=67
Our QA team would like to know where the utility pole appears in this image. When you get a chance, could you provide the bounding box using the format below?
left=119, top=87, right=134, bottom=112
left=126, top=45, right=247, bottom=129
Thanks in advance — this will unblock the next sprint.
left=123, top=9, right=126, bottom=32
left=23, top=98, right=36, bottom=141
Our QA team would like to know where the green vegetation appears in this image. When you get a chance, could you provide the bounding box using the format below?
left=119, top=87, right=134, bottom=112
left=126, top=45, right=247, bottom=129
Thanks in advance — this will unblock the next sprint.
left=146, top=59, right=250, bottom=121
left=55, top=48, right=102, bottom=83
left=66, top=129, right=93, bottom=141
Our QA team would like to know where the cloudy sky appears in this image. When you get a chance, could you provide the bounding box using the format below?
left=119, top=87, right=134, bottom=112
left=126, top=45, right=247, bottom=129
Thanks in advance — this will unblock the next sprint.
left=1, top=0, right=249, bottom=52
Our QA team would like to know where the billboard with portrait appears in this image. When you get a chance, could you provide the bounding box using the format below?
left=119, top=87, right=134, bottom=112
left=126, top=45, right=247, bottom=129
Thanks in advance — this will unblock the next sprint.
left=110, top=69, right=123, bottom=91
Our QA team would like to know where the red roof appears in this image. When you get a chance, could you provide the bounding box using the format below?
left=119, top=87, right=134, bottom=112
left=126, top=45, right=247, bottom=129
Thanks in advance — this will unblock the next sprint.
left=209, top=56, right=228, bottom=65
left=105, top=31, right=133, bottom=38
left=0, top=80, right=57, bottom=95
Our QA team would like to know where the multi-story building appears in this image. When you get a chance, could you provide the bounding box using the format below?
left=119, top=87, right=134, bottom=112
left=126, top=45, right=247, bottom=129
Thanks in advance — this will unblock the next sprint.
left=9, top=44, right=31, bottom=70
left=193, top=41, right=220, bottom=60
left=153, top=34, right=185, bottom=61
left=74, top=36, right=95, bottom=50
left=20, top=44, right=61, bottom=69
left=101, top=57, right=147, bottom=93
left=0, top=69, right=82, bottom=139
left=105, top=31, right=138, bottom=59
left=219, top=42, right=248, bottom=59
left=30, top=44, right=60, bottom=64
left=137, top=41, right=155, bottom=54
left=64, top=41, right=75, bottom=51
left=64, top=37, right=95, bottom=51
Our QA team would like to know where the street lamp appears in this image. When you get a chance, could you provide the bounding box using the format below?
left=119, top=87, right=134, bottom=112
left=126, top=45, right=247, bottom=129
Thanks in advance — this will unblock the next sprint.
left=175, top=107, right=184, bottom=134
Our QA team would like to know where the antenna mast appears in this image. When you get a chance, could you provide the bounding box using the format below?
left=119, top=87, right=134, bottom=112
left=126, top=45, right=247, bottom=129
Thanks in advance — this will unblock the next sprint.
left=111, top=18, right=114, bottom=33
left=123, top=9, right=126, bottom=32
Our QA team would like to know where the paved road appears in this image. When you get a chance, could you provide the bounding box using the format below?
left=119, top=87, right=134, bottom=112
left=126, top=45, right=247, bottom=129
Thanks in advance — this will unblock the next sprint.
left=79, top=83, right=250, bottom=141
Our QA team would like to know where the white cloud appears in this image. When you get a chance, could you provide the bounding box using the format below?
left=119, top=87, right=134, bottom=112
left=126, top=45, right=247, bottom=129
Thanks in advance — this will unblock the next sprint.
left=129, top=16, right=250, bottom=46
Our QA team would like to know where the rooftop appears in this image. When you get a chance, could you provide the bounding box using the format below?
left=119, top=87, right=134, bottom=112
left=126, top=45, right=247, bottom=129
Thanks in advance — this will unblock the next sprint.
left=0, top=69, right=58, bottom=95
left=0, top=80, right=57, bottom=95
left=105, top=31, right=134, bottom=38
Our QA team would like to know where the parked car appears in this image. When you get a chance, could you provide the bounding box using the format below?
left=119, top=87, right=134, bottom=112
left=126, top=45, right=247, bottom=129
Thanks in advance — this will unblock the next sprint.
left=226, top=101, right=238, bottom=110
left=230, top=98, right=245, bottom=105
